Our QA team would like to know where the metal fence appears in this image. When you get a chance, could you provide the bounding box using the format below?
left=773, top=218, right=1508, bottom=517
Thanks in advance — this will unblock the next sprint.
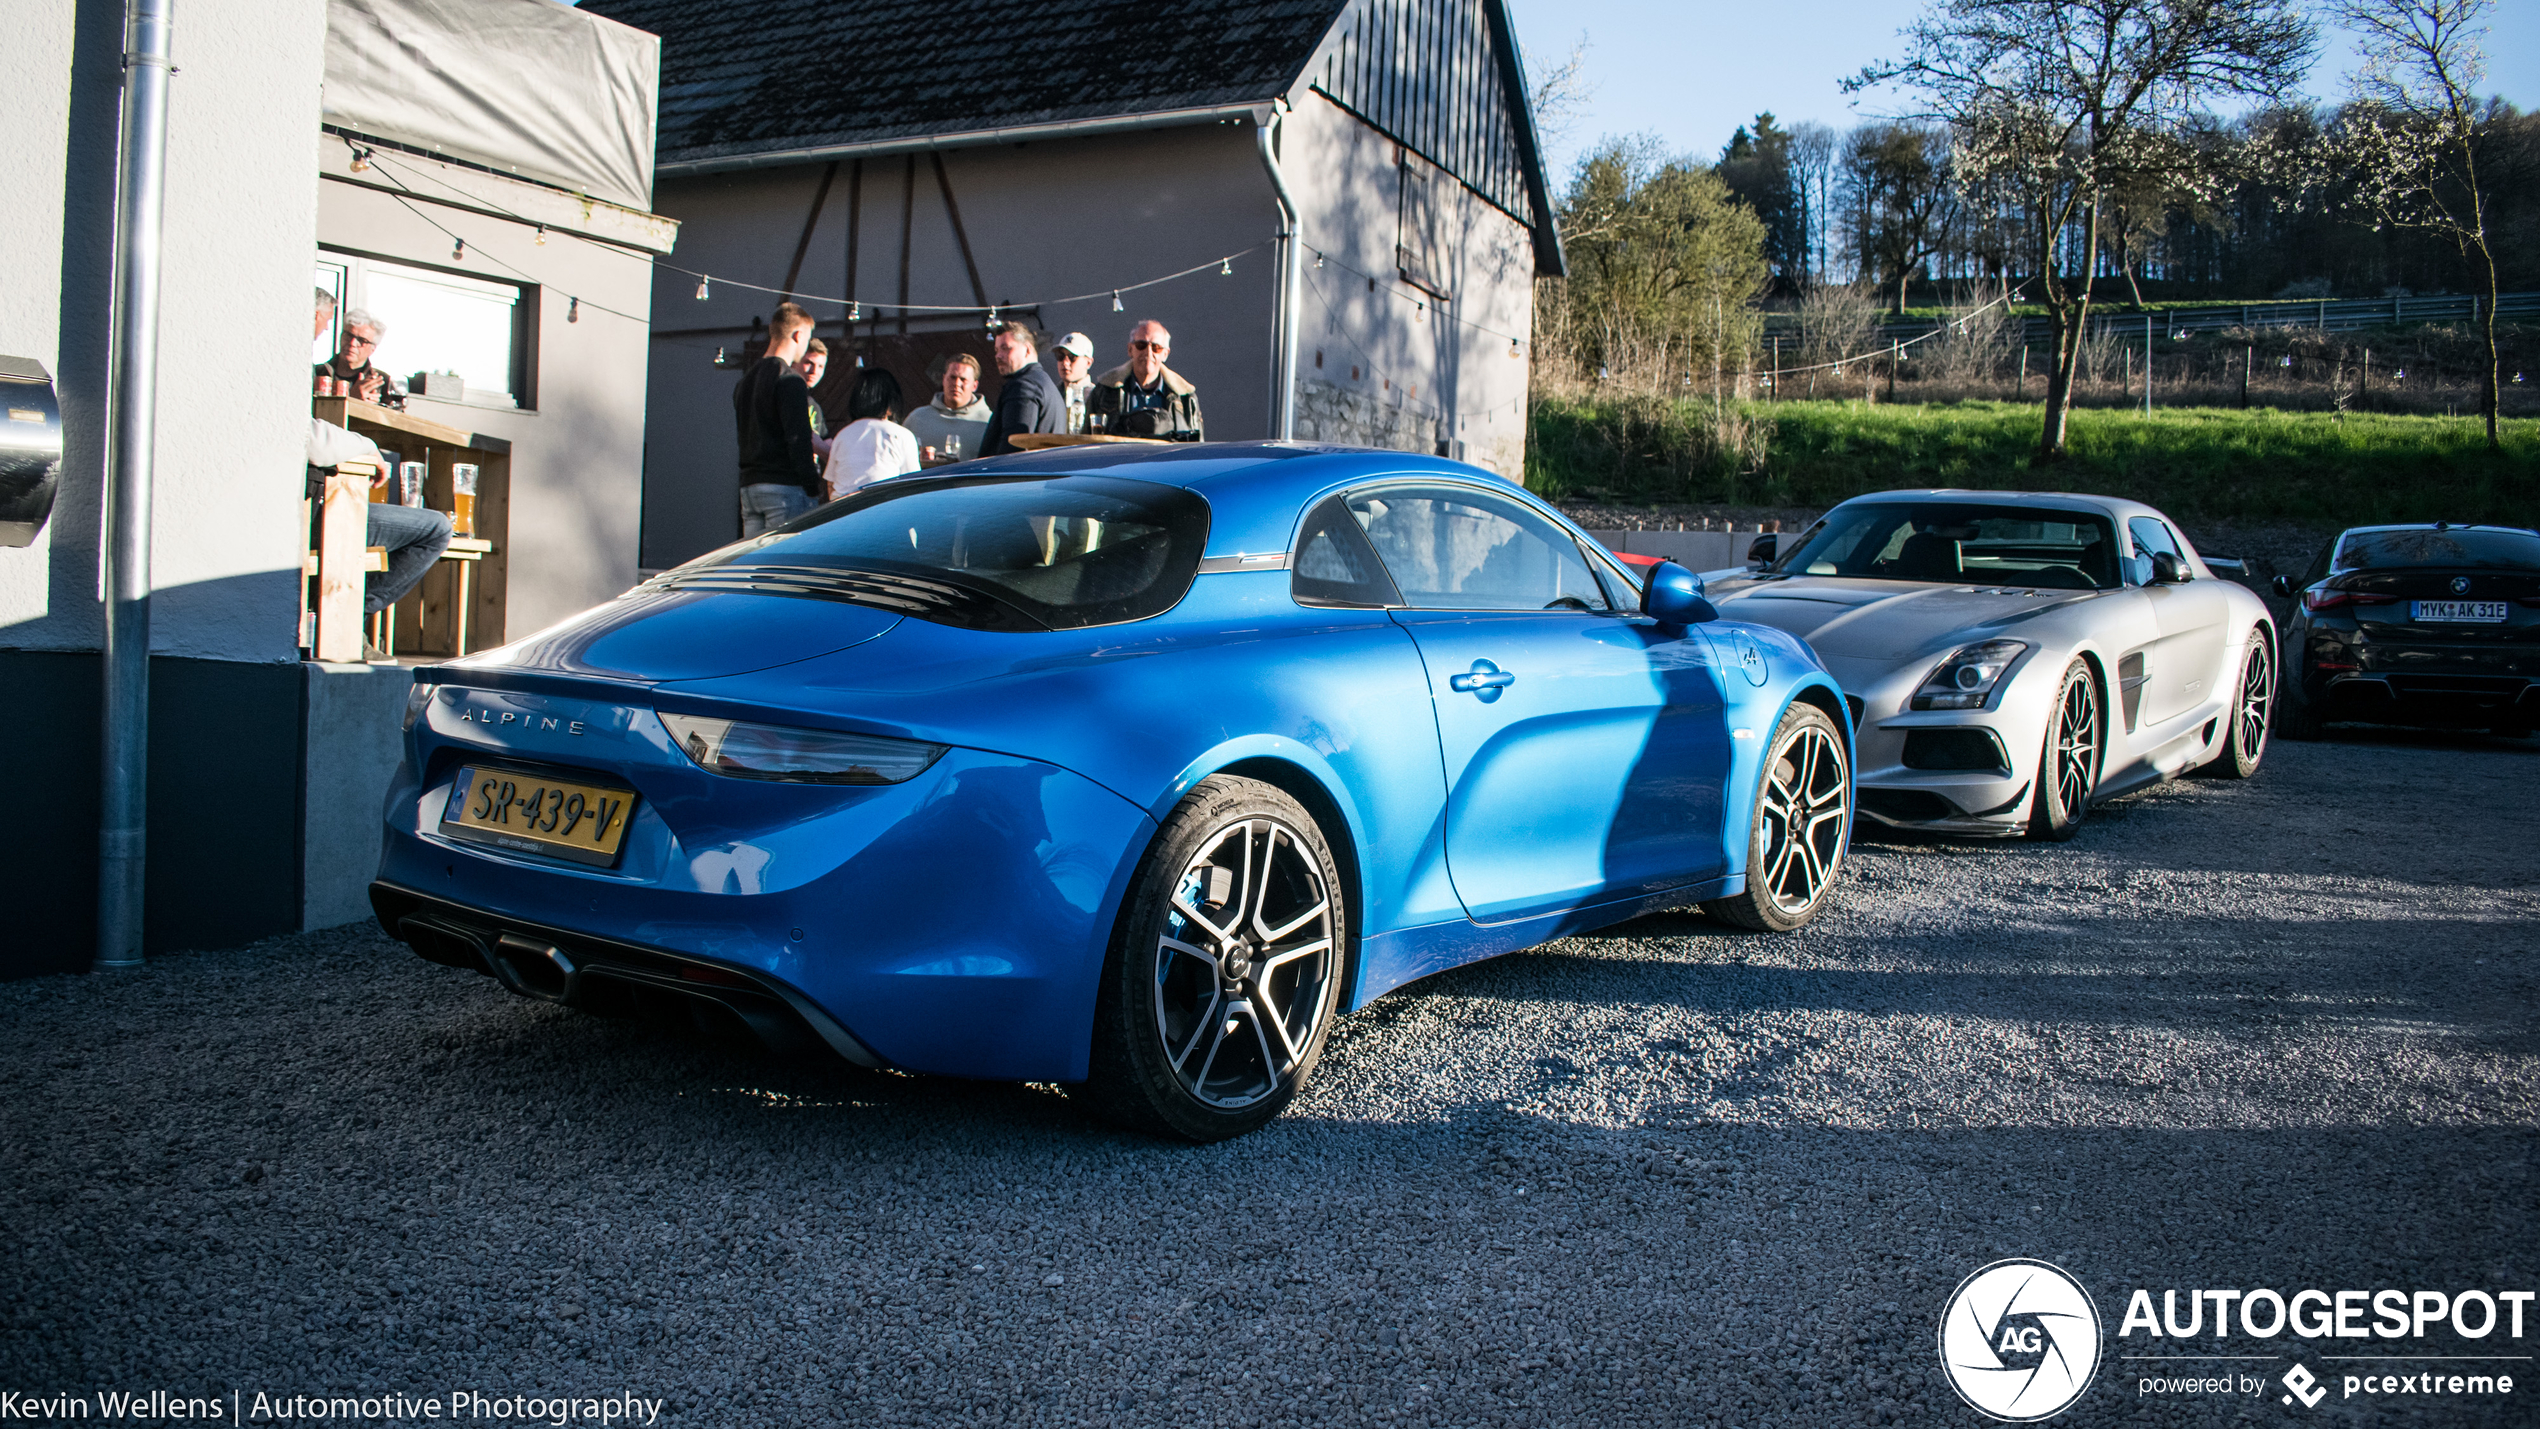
left=1849, top=291, right=2540, bottom=349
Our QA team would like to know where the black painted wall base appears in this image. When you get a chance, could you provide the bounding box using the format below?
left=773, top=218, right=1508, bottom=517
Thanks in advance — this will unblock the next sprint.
left=5, top=651, right=307, bottom=978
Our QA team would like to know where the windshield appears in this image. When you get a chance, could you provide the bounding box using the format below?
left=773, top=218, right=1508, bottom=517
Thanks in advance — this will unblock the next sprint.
left=2333, top=528, right=2540, bottom=572
left=670, top=474, right=1210, bottom=630
left=1770, top=502, right=2121, bottom=590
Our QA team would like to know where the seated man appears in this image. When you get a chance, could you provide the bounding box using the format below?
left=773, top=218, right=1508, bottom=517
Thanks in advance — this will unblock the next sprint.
left=306, top=420, right=451, bottom=663
left=1087, top=320, right=1203, bottom=441
left=316, top=305, right=405, bottom=407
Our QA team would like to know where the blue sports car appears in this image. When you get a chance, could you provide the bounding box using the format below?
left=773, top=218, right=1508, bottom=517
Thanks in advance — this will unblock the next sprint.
left=372, top=444, right=1854, bottom=1139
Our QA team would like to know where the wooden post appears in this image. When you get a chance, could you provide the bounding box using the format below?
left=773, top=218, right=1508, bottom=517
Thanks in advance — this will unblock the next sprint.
left=2242, top=345, right=2252, bottom=409
left=314, top=464, right=372, bottom=663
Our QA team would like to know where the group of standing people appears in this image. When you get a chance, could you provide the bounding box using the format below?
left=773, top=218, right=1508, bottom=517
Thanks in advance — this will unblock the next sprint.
left=732, top=302, right=1206, bottom=538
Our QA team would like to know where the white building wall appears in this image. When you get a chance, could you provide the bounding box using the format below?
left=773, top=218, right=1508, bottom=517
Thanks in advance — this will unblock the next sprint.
left=1, top=0, right=330, bottom=661
left=1282, top=90, right=1536, bottom=481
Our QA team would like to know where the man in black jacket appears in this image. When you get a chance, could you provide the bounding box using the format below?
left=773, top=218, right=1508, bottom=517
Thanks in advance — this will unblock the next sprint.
left=979, top=323, right=1064, bottom=457
left=733, top=302, right=823, bottom=535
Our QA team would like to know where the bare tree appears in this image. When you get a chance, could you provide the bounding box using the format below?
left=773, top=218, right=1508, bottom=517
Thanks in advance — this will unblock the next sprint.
left=1526, top=33, right=1598, bottom=152
left=1839, top=122, right=1960, bottom=313
left=2337, top=0, right=2504, bottom=448
left=1854, top=0, right=2315, bottom=462
left=1788, top=122, right=1841, bottom=284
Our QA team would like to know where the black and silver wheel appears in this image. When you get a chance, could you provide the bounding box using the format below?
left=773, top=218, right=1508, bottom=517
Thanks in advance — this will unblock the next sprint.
left=2027, top=659, right=2100, bottom=841
left=1082, top=776, right=1345, bottom=1142
left=1705, top=701, right=1850, bottom=932
left=2199, top=633, right=2273, bottom=778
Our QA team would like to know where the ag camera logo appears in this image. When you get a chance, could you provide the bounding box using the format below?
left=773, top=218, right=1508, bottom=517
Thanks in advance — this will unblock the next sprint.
left=1939, top=1258, right=2103, bottom=1421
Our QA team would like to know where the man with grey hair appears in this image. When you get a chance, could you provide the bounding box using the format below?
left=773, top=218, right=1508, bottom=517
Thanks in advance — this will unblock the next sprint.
left=1088, top=320, right=1202, bottom=441
left=317, top=305, right=404, bottom=407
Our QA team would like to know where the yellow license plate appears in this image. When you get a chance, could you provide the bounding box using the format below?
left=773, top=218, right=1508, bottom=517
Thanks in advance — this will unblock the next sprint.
left=443, top=766, right=635, bottom=867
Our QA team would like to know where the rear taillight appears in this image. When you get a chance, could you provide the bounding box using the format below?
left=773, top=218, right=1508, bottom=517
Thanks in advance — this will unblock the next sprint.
left=2302, top=587, right=2400, bottom=612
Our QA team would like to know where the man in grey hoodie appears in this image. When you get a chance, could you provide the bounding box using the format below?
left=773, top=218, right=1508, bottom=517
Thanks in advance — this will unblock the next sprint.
left=902, top=352, right=993, bottom=463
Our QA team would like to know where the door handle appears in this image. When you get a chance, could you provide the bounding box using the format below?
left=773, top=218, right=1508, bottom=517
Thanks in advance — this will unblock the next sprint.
left=1449, top=659, right=1517, bottom=700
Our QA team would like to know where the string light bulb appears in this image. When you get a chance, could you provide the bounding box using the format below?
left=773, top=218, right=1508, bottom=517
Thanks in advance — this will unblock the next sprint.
left=848, top=300, right=860, bottom=322
left=1112, top=291, right=1123, bottom=312
left=534, top=225, right=547, bottom=246
left=695, top=276, right=709, bottom=301
left=452, top=238, right=465, bottom=261
left=1220, top=258, right=1233, bottom=276
left=567, top=296, right=579, bottom=324
left=1314, top=251, right=1326, bottom=269
left=714, top=346, right=726, bottom=365
left=1415, top=302, right=1426, bottom=322
left=350, top=148, right=373, bottom=173
left=985, top=306, right=999, bottom=332
left=1510, top=337, right=1521, bottom=357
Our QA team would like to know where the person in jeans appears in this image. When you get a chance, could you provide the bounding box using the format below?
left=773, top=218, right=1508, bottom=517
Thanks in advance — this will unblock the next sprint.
left=733, top=303, right=823, bottom=536
left=979, top=323, right=1063, bottom=456
left=901, top=352, right=992, bottom=464
left=824, top=369, right=921, bottom=499
left=307, top=291, right=448, bottom=660
left=1088, top=320, right=1204, bottom=440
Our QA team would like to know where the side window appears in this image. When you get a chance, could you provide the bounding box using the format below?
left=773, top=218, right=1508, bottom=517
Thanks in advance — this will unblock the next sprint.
left=2126, top=517, right=2182, bottom=586
left=1291, top=497, right=1402, bottom=608
left=1347, top=486, right=1612, bottom=612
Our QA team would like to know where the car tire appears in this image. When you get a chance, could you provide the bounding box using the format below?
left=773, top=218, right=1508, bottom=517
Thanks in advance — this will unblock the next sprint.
left=1704, top=701, right=1851, bottom=932
left=1079, top=776, right=1347, bottom=1142
left=2027, top=660, right=2101, bottom=842
left=2196, top=632, right=2274, bottom=779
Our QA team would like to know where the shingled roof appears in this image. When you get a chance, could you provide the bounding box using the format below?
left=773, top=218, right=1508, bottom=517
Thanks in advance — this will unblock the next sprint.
left=583, top=0, right=1561, bottom=274
left=581, top=0, right=1348, bottom=168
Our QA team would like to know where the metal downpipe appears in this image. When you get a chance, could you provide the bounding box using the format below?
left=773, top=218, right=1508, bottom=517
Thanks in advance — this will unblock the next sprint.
left=97, top=0, right=176, bottom=971
left=1255, top=106, right=1301, bottom=441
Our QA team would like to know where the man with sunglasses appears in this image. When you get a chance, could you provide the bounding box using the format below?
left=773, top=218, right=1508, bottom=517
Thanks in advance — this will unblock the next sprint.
left=1088, top=320, right=1203, bottom=441
left=315, top=306, right=404, bottom=408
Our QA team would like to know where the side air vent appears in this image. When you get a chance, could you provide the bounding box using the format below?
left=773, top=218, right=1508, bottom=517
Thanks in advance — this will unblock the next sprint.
left=1902, top=727, right=2010, bottom=774
left=641, top=563, right=1042, bottom=631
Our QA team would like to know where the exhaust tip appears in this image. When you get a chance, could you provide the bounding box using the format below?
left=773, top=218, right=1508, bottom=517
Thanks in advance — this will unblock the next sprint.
left=492, top=933, right=576, bottom=1001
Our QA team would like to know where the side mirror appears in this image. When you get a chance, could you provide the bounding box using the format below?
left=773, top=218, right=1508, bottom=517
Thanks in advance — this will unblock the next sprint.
left=1746, top=533, right=1778, bottom=566
left=0, top=357, right=64, bottom=548
left=1642, top=560, right=1719, bottom=624
left=2270, top=574, right=2294, bottom=598
left=2150, top=550, right=2190, bottom=584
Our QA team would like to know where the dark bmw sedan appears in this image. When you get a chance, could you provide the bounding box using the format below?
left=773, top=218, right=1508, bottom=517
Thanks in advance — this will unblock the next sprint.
left=2274, top=524, right=2540, bottom=738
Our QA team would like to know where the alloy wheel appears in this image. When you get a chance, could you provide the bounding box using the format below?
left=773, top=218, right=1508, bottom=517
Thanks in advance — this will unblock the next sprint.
left=2237, top=644, right=2274, bottom=760
left=1153, top=819, right=1336, bottom=1110
left=2053, top=672, right=2099, bottom=814
left=1755, top=722, right=1849, bottom=915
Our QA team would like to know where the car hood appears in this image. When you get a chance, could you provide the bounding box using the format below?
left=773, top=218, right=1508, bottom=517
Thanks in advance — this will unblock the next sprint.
left=1709, top=577, right=2098, bottom=663
left=452, top=589, right=905, bottom=683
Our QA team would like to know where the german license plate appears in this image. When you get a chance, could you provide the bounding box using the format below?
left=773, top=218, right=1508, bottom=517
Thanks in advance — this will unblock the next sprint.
left=442, top=766, right=634, bottom=867
left=2412, top=600, right=2507, bottom=623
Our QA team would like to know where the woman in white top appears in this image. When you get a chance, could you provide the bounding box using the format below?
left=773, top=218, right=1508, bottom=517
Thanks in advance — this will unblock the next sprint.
left=824, top=367, right=922, bottom=500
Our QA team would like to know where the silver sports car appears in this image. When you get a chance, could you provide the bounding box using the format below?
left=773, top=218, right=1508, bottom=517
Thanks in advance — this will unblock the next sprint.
left=1700, top=490, right=2277, bottom=839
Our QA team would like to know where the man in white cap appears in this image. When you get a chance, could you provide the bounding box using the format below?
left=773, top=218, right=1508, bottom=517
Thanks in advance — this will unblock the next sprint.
left=1051, top=331, right=1096, bottom=434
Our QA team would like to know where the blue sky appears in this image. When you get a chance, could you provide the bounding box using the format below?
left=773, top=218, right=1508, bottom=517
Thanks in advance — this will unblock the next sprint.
left=1507, top=0, right=2540, bottom=182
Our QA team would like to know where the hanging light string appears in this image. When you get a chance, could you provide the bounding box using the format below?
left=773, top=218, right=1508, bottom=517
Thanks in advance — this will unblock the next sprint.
left=353, top=141, right=1270, bottom=324
left=1301, top=268, right=1527, bottom=423
left=375, top=191, right=654, bottom=327
left=1757, top=283, right=2032, bottom=380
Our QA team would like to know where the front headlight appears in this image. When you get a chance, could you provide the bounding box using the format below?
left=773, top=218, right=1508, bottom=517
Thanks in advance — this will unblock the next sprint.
left=1912, top=639, right=2028, bottom=710
left=659, top=713, right=946, bottom=785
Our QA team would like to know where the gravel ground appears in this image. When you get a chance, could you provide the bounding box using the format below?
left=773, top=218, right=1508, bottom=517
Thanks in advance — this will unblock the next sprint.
left=3, top=727, right=2534, bottom=1428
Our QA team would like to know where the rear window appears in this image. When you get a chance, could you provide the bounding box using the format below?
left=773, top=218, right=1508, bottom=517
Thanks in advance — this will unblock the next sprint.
left=665, top=474, right=1210, bottom=630
left=2333, top=528, right=2540, bottom=572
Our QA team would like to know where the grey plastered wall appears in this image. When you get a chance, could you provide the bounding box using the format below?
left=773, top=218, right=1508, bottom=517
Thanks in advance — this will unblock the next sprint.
left=3, top=0, right=330, bottom=661
left=316, top=162, right=657, bottom=639
left=300, top=662, right=416, bottom=930
left=638, top=123, right=1285, bottom=569
left=1282, top=90, right=1536, bottom=481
